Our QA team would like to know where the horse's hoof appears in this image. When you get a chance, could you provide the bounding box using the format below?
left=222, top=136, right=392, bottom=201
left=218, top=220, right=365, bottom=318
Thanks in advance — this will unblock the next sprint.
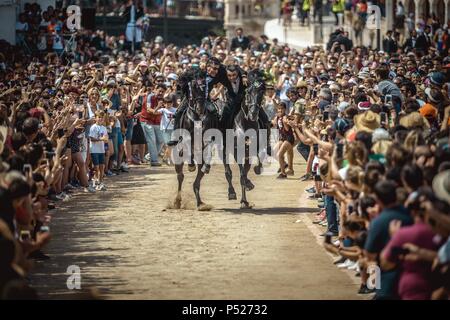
left=240, top=201, right=253, bottom=209
left=201, top=164, right=210, bottom=174
left=245, top=179, right=255, bottom=191
left=254, top=165, right=262, bottom=175
left=197, top=203, right=213, bottom=211
left=188, top=164, right=196, bottom=172
left=228, top=192, right=237, bottom=200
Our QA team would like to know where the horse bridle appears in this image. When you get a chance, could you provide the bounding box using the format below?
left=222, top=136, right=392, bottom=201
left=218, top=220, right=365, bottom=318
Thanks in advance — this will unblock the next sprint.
left=187, top=80, right=207, bottom=113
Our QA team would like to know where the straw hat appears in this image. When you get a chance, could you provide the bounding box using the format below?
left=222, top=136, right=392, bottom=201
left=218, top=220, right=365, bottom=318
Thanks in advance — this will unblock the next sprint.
left=123, top=75, right=138, bottom=85
left=432, top=169, right=450, bottom=204
left=354, top=110, right=380, bottom=133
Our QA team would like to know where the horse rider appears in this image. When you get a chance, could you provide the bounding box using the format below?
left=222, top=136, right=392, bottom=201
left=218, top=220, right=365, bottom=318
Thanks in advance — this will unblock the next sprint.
left=167, top=57, right=235, bottom=146
left=221, top=64, right=247, bottom=129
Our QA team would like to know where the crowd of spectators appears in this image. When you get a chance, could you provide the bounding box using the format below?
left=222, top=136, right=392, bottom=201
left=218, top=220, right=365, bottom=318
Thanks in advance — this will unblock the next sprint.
left=1, top=1, right=450, bottom=299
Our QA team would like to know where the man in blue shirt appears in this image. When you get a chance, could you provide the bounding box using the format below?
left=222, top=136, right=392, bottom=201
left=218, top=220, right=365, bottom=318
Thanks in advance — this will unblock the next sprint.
left=364, top=180, right=413, bottom=299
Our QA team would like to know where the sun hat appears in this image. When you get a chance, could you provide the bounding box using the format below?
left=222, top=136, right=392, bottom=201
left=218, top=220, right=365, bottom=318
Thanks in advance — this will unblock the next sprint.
left=429, top=72, right=445, bottom=87
left=424, top=87, right=444, bottom=104
left=432, top=169, right=450, bottom=204
left=354, top=110, right=381, bottom=133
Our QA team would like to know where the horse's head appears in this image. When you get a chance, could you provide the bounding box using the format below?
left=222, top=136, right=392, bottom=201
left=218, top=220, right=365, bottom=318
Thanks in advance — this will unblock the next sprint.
left=189, top=72, right=207, bottom=116
left=244, top=69, right=266, bottom=122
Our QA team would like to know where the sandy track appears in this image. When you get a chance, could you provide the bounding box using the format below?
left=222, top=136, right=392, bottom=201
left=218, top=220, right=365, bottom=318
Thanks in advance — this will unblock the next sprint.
left=29, top=157, right=361, bottom=299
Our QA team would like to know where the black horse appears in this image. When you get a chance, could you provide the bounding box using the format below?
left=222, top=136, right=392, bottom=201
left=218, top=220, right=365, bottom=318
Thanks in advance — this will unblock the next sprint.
left=222, top=70, right=267, bottom=209
left=173, top=71, right=219, bottom=211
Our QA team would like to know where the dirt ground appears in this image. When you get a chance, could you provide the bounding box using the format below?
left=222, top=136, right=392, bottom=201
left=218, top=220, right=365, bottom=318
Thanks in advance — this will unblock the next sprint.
left=29, top=156, right=362, bottom=299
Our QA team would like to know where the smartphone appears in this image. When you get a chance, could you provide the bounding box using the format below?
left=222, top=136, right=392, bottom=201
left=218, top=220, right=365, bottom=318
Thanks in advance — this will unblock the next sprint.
left=313, top=144, right=319, bottom=155
left=19, top=230, right=31, bottom=242
left=391, top=246, right=410, bottom=256
left=336, top=143, right=344, bottom=158
left=23, top=164, right=32, bottom=175
left=78, top=111, right=83, bottom=119
left=323, top=111, right=329, bottom=121
left=57, top=128, right=64, bottom=138
left=385, top=94, right=392, bottom=105
left=380, top=112, right=387, bottom=124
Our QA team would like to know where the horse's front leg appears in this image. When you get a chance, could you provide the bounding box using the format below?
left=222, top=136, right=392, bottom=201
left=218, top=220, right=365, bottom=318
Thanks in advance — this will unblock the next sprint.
left=244, top=143, right=254, bottom=191
left=224, top=162, right=237, bottom=200
left=239, top=162, right=253, bottom=209
left=174, top=162, right=184, bottom=209
left=193, top=164, right=211, bottom=211
left=188, top=143, right=196, bottom=172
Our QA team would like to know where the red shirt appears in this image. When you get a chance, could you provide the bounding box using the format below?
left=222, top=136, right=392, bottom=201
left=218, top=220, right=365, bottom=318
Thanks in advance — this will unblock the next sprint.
left=140, top=93, right=161, bottom=125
